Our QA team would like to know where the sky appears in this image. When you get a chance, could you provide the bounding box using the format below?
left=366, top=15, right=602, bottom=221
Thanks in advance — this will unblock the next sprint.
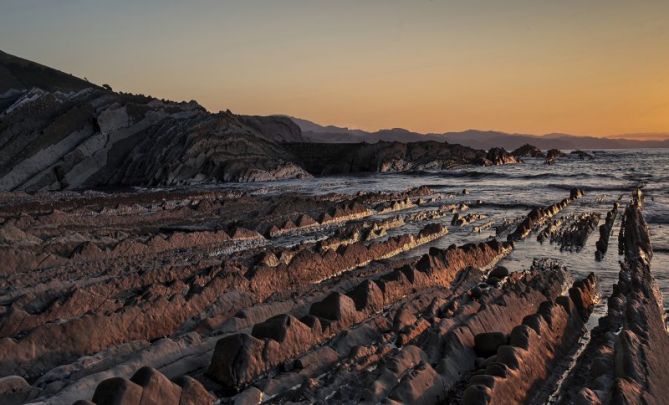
left=1, top=0, right=668, bottom=137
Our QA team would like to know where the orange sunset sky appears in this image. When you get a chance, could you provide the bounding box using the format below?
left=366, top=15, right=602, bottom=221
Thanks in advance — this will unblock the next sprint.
left=1, top=0, right=668, bottom=137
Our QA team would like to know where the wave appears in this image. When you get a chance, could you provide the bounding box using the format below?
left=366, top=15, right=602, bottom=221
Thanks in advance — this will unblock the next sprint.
left=477, top=201, right=540, bottom=210
left=522, top=172, right=619, bottom=180
left=548, top=183, right=633, bottom=193
left=644, top=211, right=669, bottom=224
left=431, top=170, right=620, bottom=181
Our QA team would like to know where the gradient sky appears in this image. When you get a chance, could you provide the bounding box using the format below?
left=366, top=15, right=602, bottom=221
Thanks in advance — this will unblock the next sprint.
left=1, top=0, right=668, bottom=136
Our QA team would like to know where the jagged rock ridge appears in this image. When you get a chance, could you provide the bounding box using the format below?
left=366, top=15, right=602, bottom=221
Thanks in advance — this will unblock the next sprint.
left=0, top=87, right=311, bottom=191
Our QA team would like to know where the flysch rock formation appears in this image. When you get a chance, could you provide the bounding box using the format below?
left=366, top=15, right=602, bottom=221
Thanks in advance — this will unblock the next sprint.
left=0, top=86, right=311, bottom=191
left=0, top=50, right=525, bottom=192
left=2, top=49, right=666, bottom=405
left=0, top=186, right=457, bottom=403
left=595, top=202, right=619, bottom=261
left=553, top=190, right=669, bottom=405
left=2, top=180, right=666, bottom=405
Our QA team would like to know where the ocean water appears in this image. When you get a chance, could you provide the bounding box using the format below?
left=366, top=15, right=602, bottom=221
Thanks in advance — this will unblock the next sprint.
left=228, top=149, right=669, bottom=314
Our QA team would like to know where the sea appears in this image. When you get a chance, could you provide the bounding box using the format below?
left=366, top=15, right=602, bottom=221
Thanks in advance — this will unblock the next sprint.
left=227, top=149, right=669, bottom=317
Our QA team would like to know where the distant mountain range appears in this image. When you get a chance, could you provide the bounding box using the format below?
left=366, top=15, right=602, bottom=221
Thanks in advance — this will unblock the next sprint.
left=289, top=117, right=669, bottom=150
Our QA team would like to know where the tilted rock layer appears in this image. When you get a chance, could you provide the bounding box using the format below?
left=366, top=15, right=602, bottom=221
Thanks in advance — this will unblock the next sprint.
left=0, top=87, right=310, bottom=191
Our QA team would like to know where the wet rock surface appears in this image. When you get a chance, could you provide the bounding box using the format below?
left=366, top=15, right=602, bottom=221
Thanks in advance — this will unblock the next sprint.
left=507, top=188, right=583, bottom=242
left=544, top=212, right=601, bottom=252
left=552, top=190, right=669, bottom=405
left=595, top=202, right=619, bottom=261
left=0, top=184, right=665, bottom=405
left=545, top=149, right=568, bottom=165
left=1, top=48, right=667, bottom=405
left=511, top=143, right=545, bottom=158
left=482, top=147, right=521, bottom=166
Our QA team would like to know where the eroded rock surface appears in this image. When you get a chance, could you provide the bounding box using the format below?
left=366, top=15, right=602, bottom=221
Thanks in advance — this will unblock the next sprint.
left=482, top=147, right=521, bottom=166
left=547, top=212, right=601, bottom=252
left=3, top=49, right=667, bottom=405
left=1, top=178, right=665, bottom=405
left=595, top=202, right=619, bottom=261
left=511, top=143, right=544, bottom=158
left=545, top=149, right=567, bottom=165
left=0, top=87, right=314, bottom=191
left=508, top=188, right=583, bottom=242
left=554, top=190, right=669, bottom=405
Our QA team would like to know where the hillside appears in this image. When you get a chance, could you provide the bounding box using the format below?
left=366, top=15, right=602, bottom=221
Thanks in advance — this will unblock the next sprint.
left=0, top=50, right=312, bottom=191
left=0, top=50, right=502, bottom=192
left=0, top=50, right=99, bottom=94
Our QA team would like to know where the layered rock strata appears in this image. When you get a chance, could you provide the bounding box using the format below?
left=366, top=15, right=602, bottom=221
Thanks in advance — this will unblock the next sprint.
left=507, top=188, right=584, bottom=242
left=595, top=202, right=619, bottom=261
left=461, top=273, right=598, bottom=404
left=206, top=239, right=513, bottom=391
left=555, top=190, right=669, bottom=405
left=548, top=212, right=601, bottom=252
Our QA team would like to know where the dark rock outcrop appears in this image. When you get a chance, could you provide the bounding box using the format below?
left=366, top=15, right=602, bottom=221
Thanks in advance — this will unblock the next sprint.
left=483, top=147, right=521, bottom=165
left=283, top=141, right=490, bottom=175
left=569, top=149, right=594, bottom=160
left=545, top=148, right=567, bottom=165
left=508, top=189, right=583, bottom=242
left=595, top=202, right=618, bottom=261
left=549, top=212, right=601, bottom=252
left=474, top=332, right=508, bottom=357
left=511, top=143, right=544, bottom=158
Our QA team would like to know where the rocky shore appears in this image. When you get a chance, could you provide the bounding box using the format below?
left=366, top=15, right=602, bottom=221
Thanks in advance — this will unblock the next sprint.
left=0, top=185, right=665, bottom=405
left=0, top=84, right=528, bottom=191
left=1, top=50, right=667, bottom=405
left=554, top=190, right=669, bottom=404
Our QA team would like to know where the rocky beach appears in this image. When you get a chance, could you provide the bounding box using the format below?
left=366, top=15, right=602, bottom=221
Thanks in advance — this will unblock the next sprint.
left=1, top=49, right=669, bottom=405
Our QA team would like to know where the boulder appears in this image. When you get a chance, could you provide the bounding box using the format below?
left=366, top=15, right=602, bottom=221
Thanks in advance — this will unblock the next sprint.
left=130, top=367, right=181, bottom=405
left=488, top=266, right=509, bottom=279
left=485, top=147, right=520, bottom=165
left=474, top=332, right=508, bottom=357
left=511, top=144, right=544, bottom=158
left=91, top=378, right=143, bottom=405
left=0, top=375, right=39, bottom=405
left=175, top=376, right=215, bottom=405
left=309, top=292, right=359, bottom=323
left=207, top=334, right=266, bottom=389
